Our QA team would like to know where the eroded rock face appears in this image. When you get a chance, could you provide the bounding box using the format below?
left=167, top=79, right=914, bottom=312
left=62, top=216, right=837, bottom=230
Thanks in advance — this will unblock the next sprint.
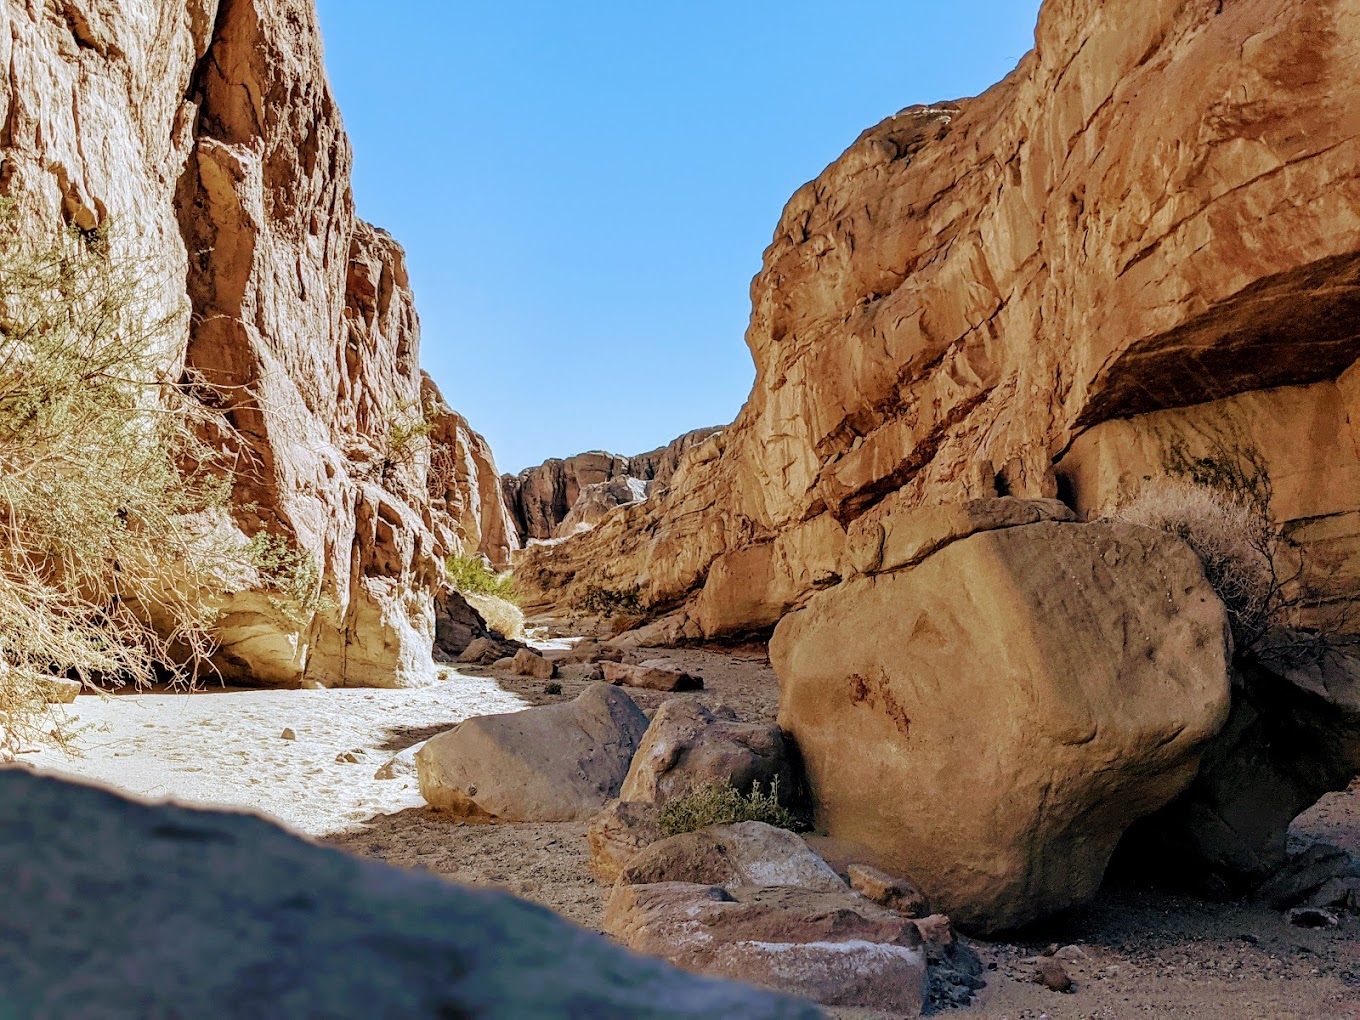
left=0, top=0, right=516, bottom=688
left=0, top=771, right=821, bottom=1019
left=515, top=0, right=1360, bottom=640
left=771, top=510, right=1232, bottom=932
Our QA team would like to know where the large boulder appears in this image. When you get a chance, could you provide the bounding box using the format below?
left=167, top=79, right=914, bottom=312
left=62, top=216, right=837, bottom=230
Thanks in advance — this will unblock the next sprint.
left=587, top=799, right=666, bottom=883
left=432, top=589, right=488, bottom=660
left=604, top=883, right=927, bottom=1012
left=603, top=661, right=703, bottom=692
left=416, top=684, right=649, bottom=821
left=771, top=511, right=1232, bottom=932
left=620, top=701, right=795, bottom=807
left=0, top=771, right=819, bottom=1018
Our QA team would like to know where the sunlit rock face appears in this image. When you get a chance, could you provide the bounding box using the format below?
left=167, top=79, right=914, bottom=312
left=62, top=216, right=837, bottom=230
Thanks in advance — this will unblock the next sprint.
left=516, top=0, right=1360, bottom=637
left=0, top=0, right=517, bottom=687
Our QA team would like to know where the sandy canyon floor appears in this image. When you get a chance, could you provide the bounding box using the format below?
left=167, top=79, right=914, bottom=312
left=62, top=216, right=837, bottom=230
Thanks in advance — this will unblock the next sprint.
left=24, top=644, right=1360, bottom=1019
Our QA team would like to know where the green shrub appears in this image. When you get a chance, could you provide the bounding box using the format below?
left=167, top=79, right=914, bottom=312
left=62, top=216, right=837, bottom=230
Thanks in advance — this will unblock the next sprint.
left=658, top=778, right=799, bottom=837
left=445, top=553, right=518, bottom=602
left=0, top=204, right=244, bottom=754
left=544, top=680, right=563, bottom=695
left=245, top=532, right=332, bottom=624
left=578, top=583, right=644, bottom=618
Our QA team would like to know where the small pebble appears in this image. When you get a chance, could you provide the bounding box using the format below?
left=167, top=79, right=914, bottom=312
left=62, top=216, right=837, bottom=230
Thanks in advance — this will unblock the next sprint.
left=280, top=728, right=296, bottom=740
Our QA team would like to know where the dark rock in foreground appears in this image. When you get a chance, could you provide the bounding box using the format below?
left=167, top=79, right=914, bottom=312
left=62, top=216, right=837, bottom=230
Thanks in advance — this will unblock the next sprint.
left=0, top=771, right=821, bottom=1019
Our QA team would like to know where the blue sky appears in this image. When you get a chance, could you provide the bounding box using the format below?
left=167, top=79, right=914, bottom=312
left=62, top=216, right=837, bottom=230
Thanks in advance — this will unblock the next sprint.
left=314, top=1, right=1042, bottom=474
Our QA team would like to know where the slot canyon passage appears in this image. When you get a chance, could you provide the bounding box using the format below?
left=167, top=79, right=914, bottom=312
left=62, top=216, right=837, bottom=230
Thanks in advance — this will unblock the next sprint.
left=3, top=0, right=1360, bottom=1017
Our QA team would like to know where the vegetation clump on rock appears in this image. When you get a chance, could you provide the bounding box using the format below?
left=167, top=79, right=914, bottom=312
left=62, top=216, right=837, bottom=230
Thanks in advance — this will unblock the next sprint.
left=658, top=778, right=799, bottom=838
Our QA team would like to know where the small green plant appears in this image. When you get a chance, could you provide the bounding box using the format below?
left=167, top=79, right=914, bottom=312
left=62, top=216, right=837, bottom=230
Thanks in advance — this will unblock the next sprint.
left=544, top=680, right=563, bottom=695
left=246, top=532, right=331, bottom=624
left=445, top=553, right=518, bottom=602
left=381, top=398, right=439, bottom=483
left=578, top=583, right=645, bottom=618
left=658, top=778, right=799, bottom=837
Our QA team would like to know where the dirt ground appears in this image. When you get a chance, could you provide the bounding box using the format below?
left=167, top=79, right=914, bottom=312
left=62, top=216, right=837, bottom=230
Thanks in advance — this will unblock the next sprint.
left=323, top=644, right=1360, bottom=1019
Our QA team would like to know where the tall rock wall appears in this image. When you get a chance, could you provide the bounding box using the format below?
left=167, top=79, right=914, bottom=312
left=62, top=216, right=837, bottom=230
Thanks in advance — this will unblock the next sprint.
left=0, top=0, right=517, bottom=686
left=517, top=0, right=1360, bottom=635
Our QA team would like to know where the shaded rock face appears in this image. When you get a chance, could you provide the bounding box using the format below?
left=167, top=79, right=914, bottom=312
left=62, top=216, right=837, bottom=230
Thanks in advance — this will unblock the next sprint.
left=0, top=771, right=821, bottom=1019
left=502, top=427, right=720, bottom=544
left=416, top=683, right=649, bottom=822
left=1116, top=635, right=1360, bottom=897
left=515, top=0, right=1360, bottom=640
left=0, top=0, right=517, bottom=688
left=771, top=508, right=1232, bottom=933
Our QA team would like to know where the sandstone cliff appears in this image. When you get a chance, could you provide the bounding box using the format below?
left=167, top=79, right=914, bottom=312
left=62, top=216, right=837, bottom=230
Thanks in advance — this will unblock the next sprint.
left=0, top=0, right=516, bottom=687
left=517, top=0, right=1360, bottom=637
left=502, top=427, right=719, bottom=543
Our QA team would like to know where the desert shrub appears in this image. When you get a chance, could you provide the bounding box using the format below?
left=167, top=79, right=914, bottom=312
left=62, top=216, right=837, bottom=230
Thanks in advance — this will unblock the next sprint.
left=446, top=553, right=518, bottom=602
left=578, top=583, right=644, bottom=618
left=658, top=778, right=799, bottom=837
left=245, top=532, right=331, bottom=624
left=465, top=592, right=525, bottom=641
left=544, top=680, right=562, bottom=695
left=1107, top=478, right=1283, bottom=648
left=0, top=204, right=244, bottom=755
left=381, top=398, right=439, bottom=484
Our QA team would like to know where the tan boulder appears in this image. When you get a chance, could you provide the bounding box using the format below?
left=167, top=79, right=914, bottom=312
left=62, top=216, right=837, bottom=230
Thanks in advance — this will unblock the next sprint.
left=772, top=516, right=1232, bottom=932
left=586, top=800, right=665, bottom=884
left=604, top=882, right=927, bottom=1011
left=603, top=661, right=703, bottom=692
left=37, top=678, right=82, bottom=705
left=620, top=822, right=846, bottom=893
left=847, top=864, right=931, bottom=919
left=457, top=636, right=516, bottom=665
left=509, top=648, right=557, bottom=680
left=620, top=700, right=793, bottom=807
left=416, top=684, right=648, bottom=821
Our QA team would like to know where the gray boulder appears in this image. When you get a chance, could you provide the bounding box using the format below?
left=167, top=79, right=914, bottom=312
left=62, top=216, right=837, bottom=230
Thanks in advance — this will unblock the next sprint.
left=417, top=683, right=649, bottom=821
left=0, top=771, right=820, bottom=1018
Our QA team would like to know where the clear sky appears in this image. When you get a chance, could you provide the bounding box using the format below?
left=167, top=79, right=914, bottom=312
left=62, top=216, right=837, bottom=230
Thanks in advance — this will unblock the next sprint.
left=313, top=1, right=1043, bottom=474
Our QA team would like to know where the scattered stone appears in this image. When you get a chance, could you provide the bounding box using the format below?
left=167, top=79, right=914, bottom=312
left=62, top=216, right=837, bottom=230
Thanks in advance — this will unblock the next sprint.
left=335, top=751, right=361, bottom=764
left=603, top=661, right=703, bottom=692
left=1032, top=958, right=1075, bottom=993
left=509, top=648, right=557, bottom=680
left=374, top=744, right=423, bottom=781
left=606, top=881, right=927, bottom=1010
left=458, top=636, right=516, bottom=665
left=620, top=700, right=793, bottom=808
left=1255, top=843, right=1360, bottom=910
left=559, top=640, right=625, bottom=665
left=0, top=771, right=819, bottom=1018
left=847, top=863, right=931, bottom=918
left=417, top=684, right=649, bottom=821
left=621, top=822, right=847, bottom=893
left=279, top=728, right=297, bottom=741
left=1286, top=906, right=1341, bottom=929
left=38, top=677, right=82, bottom=705
left=587, top=799, right=666, bottom=883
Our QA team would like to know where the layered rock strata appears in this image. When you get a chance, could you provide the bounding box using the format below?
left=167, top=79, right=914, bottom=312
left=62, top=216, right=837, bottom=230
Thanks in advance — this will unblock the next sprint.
left=502, top=427, right=720, bottom=543
left=515, top=0, right=1360, bottom=639
left=0, top=0, right=517, bottom=687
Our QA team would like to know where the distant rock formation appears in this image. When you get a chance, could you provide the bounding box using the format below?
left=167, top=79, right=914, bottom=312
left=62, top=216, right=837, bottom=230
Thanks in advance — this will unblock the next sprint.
left=0, top=0, right=518, bottom=687
left=502, top=427, right=720, bottom=543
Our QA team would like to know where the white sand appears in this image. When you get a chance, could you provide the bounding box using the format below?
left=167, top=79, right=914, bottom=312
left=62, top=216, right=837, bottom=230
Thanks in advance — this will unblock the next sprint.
left=26, top=670, right=525, bottom=837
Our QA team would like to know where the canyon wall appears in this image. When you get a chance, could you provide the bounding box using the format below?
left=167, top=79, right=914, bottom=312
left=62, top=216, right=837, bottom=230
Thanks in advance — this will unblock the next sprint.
left=518, top=0, right=1360, bottom=634
left=502, top=427, right=720, bottom=543
left=0, top=0, right=516, bottom=686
